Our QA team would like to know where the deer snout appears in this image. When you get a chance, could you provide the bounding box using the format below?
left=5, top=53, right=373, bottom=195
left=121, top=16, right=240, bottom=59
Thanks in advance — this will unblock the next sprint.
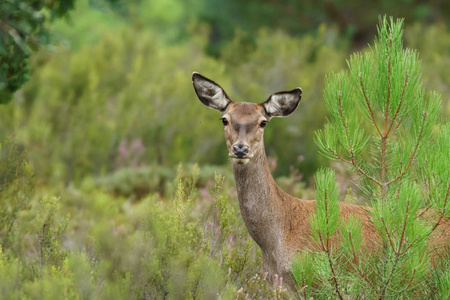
left=233, top=144, right=249, bottom=158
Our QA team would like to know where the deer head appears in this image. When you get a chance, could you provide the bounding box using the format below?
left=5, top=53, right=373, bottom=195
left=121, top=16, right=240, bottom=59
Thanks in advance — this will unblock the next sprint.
left=192, top=72, right=302, bottom=164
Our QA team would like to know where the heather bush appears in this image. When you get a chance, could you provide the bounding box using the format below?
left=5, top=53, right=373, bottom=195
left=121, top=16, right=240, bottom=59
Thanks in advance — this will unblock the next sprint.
left=0, top=158, right=276, bottom=299
left=0, top=136, right=33, bottom=252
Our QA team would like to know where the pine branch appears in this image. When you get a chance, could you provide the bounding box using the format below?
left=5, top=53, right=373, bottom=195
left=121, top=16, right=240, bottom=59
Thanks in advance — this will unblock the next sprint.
left=314, top=17, right=447, bottom=298
left=390, top=268, right=417, bottom=297
left=390, top=117, right=404, bottom=136
left=319, top=231, right=343, bottom=300
left=381, top=35, right=393, bottom=201
left=386, top=112, right=426, bottom=186
left=397, top=200, right=411, bottom=254
left=326, top=249, right=343, bottom=300
left=326, top=145, right=380, bottom=186
left=386, top=71, right=409, bottom=137
left=359, top=73, right=383, bottom=137
left=327, top=147, right=352, bottom=164
left=337, top=89, right=382, bottom=186
left=381, top=136, right=388, bottom=201
left=383, top=33, right=393, bottom=137
left=316, top=188, right=343, bottom=300
left=350, top=147, right=382, bottom=186
left=348, top=231, right=375, bottom=289
left=325, top=191, right=330, bottom=251
left=380, top=216, right=396, bottom=253
left=398, top=185, right=445, bottom=255
left=417, top=203, right=433, bottom=219
left=431, top=183, right=450, bottom=231
left=379, top=248, right=403, bottom=299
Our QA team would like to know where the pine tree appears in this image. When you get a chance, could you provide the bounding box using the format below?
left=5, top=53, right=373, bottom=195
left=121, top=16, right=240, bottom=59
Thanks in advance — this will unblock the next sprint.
left=293, top=16, right=450, bottom=299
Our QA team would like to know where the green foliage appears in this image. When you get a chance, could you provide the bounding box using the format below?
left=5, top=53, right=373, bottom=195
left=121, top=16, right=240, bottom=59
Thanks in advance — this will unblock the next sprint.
left=339, top=215, right=363, bottom=257
left=210, top=173, right=237, bottom=235
left=316, top=16, right=441, bottom=194
left=94, top=163, right=235, bottom=201
left=5, top=5, right=450, bottom=184
left=190, top=0, right=450, bottom=56
left=3, top=0, right=449, bottom=104
left=0, top=0, right=77, bottom=104
left=96, top=165, right=174, bottom=198
left=203, top=172, right=261, bottom=285
left=0, top=163, right=271, bottom=299
left=294, top=16, right=450, bottom=299
left=420, top=121, right=450, bottom=217
left=309, top=169, right=340, bottom=244
left=5, top=5, right=447, bottom=184
left=0, top=136, right=33, bottom=250
left=0, top=0, right=131, bottom=104
left=36, top=196, right=69, bottom=267
left=292, top=252, right=316, bottom=297
left=89, top=168, right=260, bottom=298
left=0, top=23, right=347, bottom=184
left=2, top=1, right=450, bottom=298
left=431, top=249, right=450, bottom=299
left=0, top=27, right=228, bottom=184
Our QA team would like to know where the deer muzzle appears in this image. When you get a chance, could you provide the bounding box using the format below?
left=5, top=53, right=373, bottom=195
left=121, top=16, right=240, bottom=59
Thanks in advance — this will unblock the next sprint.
left=233, top=144, right=249, bottom=158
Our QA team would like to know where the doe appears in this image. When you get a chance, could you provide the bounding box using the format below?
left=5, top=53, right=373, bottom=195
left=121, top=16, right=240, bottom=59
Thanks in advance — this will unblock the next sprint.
left=192, top=72, right=446, bottom=290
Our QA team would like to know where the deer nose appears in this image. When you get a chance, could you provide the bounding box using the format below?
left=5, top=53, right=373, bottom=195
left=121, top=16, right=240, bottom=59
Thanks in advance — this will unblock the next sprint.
left=233, top=144, right=249, bottom=158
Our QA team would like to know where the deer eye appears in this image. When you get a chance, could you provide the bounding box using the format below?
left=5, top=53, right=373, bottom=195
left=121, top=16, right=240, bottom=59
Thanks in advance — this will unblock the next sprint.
left=221, top=118, right=229, bottom=126
left=260, top=120, right=268, bottom=128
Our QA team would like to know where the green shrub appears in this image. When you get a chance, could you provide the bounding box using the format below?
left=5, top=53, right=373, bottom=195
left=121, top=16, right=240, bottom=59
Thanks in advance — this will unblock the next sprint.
left=0, top=164, right=268, bottom=299
left=36, top=196, right=69, bottom=268
left=0, top=136, right=34, bottom=251
left=86, top=167, right=261, bottom=298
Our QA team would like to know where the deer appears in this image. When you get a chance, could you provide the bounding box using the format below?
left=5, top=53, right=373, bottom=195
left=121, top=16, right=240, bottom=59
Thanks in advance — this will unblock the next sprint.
left=191, top=72, right=449, bottom=291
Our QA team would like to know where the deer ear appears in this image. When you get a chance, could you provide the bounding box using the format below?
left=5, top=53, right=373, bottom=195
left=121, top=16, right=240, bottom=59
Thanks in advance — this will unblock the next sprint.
left=192, top=72, right=231, bottom=112
left=262, top=88, right=302, bottom=117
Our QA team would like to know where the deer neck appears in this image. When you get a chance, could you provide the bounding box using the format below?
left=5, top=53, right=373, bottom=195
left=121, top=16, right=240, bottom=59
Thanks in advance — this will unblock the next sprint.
left=232, top=146, right=287, bottom=251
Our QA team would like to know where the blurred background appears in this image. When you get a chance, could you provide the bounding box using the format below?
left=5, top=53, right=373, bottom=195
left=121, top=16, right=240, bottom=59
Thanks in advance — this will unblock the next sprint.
left=1, top=1, right=450, bottom=298
left=1, top=0, right=450, bottom=190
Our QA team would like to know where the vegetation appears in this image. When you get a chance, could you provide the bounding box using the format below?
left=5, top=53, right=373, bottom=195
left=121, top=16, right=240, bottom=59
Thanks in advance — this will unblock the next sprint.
left=1, top=0, right=450, bottom=299
left=294, top=17, right=450, bottom=299
left=0, top=148, right=273, bottom=298
left=0, top=0, right=77, bottom=103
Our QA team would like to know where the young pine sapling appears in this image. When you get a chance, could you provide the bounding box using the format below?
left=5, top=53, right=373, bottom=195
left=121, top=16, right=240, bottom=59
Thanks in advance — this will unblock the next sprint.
left=294, top=16, right=450, bottom=299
